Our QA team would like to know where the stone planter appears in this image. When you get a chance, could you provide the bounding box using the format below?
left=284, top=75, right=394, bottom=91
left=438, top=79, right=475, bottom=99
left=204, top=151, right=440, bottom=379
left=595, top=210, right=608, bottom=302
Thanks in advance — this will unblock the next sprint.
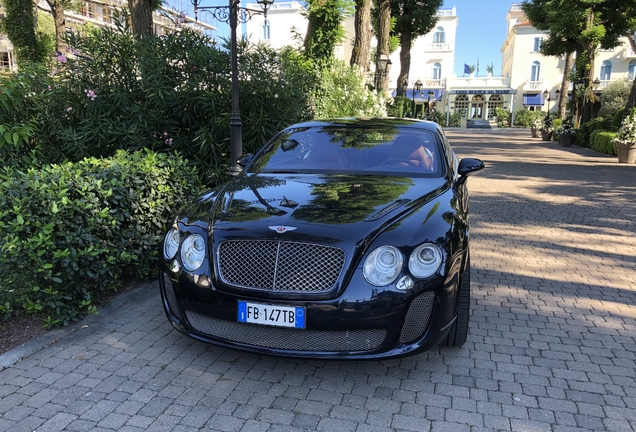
left=559, top=134, right=575, bottom=147
left=617, top=143, right=636, bottom=164
left=541, top=130, right=553, bottom=141
left=530, top=128, right=539, bottom=138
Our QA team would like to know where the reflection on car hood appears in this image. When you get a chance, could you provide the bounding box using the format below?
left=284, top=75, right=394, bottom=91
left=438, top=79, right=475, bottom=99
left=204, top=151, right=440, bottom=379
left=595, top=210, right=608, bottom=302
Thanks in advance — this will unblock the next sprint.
left=211, top=174, right=448, bottom=233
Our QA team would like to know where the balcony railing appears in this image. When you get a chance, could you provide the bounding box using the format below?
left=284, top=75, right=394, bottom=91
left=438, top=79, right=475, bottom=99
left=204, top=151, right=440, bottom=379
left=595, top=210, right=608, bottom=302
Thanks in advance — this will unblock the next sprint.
left=423, top=79, right=445, bottom=88
left=450, top=76, right=511, bottom=88
left=625, top=48, right=636, bottom=58
left=436, top=8, right=456, bottom=17
left=426, top=43, right=454, bottom=52
left=524, top=79, right=543, bottom=91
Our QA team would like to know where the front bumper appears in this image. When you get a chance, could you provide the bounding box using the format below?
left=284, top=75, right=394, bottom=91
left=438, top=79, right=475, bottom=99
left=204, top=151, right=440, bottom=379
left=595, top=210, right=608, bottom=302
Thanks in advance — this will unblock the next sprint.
left=159, top=269, right=457, bottom=359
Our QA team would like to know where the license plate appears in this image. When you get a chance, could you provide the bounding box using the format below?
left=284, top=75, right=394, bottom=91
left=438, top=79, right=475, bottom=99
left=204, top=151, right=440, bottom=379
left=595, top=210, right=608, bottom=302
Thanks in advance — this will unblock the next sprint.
left=237, top=301, right=305, bottom=329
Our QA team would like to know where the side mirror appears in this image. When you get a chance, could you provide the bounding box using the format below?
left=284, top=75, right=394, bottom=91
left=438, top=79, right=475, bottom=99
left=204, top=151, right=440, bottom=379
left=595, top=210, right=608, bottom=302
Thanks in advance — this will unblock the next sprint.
left=237, top=154, right=253, bottom=168
left=458, top=158, right=485, bottom=177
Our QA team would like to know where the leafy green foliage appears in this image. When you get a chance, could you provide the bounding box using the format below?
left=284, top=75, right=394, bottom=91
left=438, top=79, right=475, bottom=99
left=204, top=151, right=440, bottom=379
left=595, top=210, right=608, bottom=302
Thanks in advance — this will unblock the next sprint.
left=599, top=80, right=633, bottom=116
left=0, top=150, right=199, bottom=325
left=303, top=0, right=353, bottom=62
left=311, top=60, right=387, bottom=118
left=514, top=110, right=544, bottom=128
left=1, top=13, right=312, bottom=187
left=0, top=0, right=50, bottom=64
left=591, top=131, right=617, bottom=155
left=495, top=107, right=511, bottom=127
left=575, top=115, right=613, bottom=147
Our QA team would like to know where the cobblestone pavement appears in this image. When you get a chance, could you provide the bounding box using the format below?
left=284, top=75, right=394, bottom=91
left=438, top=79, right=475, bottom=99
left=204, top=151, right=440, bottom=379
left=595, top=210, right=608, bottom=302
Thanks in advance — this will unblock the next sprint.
left=1, top=129, right=635, bottom=432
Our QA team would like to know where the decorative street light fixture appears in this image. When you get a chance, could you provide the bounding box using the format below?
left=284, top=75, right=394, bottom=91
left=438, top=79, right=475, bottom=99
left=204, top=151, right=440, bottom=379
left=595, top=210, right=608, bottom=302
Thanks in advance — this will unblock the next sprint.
left=542, top=89, right=551, bottom=112
left=412, top=79, right=422, bottom=118
left=375, top=54, right=392, bottom=89
left=190, top=0, right=274, bottom=176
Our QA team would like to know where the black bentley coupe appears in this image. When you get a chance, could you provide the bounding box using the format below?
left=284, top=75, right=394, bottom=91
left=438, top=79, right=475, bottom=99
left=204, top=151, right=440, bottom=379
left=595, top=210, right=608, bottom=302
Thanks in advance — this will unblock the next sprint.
left=160, top=118, right=484, bottom=359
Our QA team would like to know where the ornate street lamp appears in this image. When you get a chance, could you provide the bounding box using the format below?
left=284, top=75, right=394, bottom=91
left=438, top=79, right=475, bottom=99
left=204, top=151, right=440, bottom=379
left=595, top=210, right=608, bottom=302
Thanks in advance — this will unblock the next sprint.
left=190, top=0, right=274, bottom=176
left=375, top=54, right=392, bottom=89
left=542, top=89, right=551, bottom=112
left=412, top=79, right=422, bottom=118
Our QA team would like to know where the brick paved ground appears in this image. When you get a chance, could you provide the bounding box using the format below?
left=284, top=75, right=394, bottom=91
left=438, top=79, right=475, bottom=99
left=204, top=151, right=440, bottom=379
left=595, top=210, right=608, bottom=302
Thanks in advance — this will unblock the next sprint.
left=1, top=129, right=635, bottom=432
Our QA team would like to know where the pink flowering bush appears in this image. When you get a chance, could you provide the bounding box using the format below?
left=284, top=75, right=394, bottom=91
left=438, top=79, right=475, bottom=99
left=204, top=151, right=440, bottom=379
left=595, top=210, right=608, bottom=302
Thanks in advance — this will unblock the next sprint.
left=1, top=10, right=311, bottom=185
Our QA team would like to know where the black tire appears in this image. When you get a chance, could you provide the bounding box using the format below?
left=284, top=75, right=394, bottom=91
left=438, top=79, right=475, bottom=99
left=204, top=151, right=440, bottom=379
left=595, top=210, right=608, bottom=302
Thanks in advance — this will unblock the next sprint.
left=443, top=255, right=470, bottom=347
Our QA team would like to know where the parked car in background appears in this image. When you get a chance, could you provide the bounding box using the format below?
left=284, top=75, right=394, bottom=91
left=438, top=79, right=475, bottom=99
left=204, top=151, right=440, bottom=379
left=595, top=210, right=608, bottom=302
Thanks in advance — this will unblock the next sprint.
left=160, top=118, right=484, bottom=359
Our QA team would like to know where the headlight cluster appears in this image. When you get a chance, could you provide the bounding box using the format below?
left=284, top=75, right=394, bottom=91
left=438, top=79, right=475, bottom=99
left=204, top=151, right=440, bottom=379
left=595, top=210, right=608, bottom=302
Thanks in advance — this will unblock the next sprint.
left=163, top=228, right=206, bottom=272
left=363, top=243, right=443, bottom=286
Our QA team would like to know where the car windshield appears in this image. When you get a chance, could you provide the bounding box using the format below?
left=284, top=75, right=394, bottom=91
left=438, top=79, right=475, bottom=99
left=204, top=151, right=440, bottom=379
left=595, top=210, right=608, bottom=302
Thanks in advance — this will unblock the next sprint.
left=247, top=125, right=444, bottom=177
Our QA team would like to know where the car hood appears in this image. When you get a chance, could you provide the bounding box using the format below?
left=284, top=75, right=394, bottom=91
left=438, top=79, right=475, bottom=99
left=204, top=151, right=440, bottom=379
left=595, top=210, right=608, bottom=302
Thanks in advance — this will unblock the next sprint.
left=205, top=173, right=448, bottom=239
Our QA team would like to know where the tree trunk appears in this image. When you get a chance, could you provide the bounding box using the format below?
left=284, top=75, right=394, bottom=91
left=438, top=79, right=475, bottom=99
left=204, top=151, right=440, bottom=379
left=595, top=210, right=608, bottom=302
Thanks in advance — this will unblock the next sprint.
left=128, top=0, right=154, bottom=38
left=375, top=0, right=391, bottom=92
left=622, top=36, right=636, bottom=119
left=581, top=11, right=600, bottom=125
left=49, top=1, right=67, bottom=53
left=558, top=52, right=573, bottom=119
left=350, top=0, right=371, bottom=73
left=396, top=26, right=412, bottom=98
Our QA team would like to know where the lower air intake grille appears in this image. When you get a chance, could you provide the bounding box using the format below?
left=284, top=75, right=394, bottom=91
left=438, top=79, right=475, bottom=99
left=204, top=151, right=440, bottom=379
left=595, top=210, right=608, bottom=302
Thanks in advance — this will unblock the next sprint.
left=186, top=311, right=386, bottom=352
left=399, top=291, right=435, bottom=343
left=163, top=273, right=182, bottom=320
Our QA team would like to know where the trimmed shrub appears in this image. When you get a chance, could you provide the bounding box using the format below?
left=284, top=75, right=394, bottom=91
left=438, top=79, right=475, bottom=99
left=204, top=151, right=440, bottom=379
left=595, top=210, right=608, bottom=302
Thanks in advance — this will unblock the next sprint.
left=591, top=131, right=617, bottom=156
left=0, top=150, right=199, bottom=326
left=576, top=115, right=613, bottom=148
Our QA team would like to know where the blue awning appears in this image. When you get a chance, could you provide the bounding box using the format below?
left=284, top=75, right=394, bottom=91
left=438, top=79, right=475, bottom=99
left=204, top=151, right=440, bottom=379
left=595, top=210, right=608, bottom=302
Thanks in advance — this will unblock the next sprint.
left=523, top=93, right=545, bottom=106
left=392, top=88, right=444, bottom=101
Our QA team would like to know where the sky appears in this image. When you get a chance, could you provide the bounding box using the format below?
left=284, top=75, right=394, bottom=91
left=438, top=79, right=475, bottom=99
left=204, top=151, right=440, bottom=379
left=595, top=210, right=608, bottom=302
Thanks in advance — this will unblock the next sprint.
left=176, top=0, right=517, bottom=77
left=442, top=0, right=516, bottom=77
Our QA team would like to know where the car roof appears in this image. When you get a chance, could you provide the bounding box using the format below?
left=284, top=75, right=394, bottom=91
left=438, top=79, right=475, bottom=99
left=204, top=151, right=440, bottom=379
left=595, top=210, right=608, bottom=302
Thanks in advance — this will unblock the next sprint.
left=286, top=118, right=443, bottom=132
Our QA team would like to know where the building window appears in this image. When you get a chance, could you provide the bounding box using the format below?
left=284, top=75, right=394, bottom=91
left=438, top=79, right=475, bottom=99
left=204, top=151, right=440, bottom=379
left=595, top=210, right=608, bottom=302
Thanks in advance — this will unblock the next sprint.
left=263, top=20, right=270, bottom=40
left=432, top=62, right=441, bottom=80
left=530, top=61, right=541, bottom=81
left=454, top=95, right=469, bottom=118
left=487, top=95, right=504, bottom=120
left=600, top=60, right=612, bottom=80
left=628, top=60, right=636, bottom=80
left=0, top=52, right=10, bottom=70
left=533, top=37, right=543, bottom=52
left=433, top=26, right=445, bottom=44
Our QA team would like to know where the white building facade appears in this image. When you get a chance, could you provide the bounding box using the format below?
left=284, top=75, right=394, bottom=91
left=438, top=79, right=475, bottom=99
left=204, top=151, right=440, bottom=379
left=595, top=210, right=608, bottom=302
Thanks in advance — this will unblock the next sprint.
left=502, top=3, right=636, bottom=114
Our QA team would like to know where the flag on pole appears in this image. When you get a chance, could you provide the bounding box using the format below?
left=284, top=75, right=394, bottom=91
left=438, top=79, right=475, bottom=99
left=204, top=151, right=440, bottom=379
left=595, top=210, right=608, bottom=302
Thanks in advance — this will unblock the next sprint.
left=463, top=63, right=470, bottom=75
left=476, top=58, right=480, bottom=77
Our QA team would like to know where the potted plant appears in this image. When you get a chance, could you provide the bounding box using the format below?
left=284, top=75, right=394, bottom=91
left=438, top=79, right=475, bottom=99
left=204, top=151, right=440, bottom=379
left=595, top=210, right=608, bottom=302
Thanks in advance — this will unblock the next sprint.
left=556, top=114, right=576, bottom=147
left=612, top=110, right=636, bottom=164
left=541, top=114, right=554, bottom=141
left=530, top=117, right=542, bottom=138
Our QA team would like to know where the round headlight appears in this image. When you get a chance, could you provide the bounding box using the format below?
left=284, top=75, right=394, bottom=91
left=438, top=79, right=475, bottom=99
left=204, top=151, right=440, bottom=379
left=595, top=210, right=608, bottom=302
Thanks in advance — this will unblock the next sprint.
left=408, top=243, right=443, bottom=278
left=363, top=246, right=403, bottom=286
left=163, top=228, right=180, bottom=260
left=181, top=234, right=206, bottom=271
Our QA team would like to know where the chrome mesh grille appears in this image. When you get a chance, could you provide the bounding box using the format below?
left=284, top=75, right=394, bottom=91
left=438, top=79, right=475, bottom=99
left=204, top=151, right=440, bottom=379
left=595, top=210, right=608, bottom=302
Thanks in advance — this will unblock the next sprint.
left=399, top=291, right=435, bottom=343
left=186, top=311, right=386, bottom=352
left=218, top=240, right=346, bottom=292
left=163, top=273, right=182, bottom=320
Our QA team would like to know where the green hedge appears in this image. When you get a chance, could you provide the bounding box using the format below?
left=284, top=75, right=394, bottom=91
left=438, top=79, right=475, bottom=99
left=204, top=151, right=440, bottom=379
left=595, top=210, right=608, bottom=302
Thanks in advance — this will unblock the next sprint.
left=590, top=131, right=617, bottom=156
left=576, top=115, right=614, bottom=148
left=0, top=150, right=199, bottom=326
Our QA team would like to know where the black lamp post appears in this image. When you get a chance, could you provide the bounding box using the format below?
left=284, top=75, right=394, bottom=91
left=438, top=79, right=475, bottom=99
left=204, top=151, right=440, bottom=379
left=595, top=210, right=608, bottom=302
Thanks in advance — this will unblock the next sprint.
left=190, top=0, right=274, bottom=176
left=375, top=54, right=392, bottom=90
left=412, top=79, right=422, bottom=118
